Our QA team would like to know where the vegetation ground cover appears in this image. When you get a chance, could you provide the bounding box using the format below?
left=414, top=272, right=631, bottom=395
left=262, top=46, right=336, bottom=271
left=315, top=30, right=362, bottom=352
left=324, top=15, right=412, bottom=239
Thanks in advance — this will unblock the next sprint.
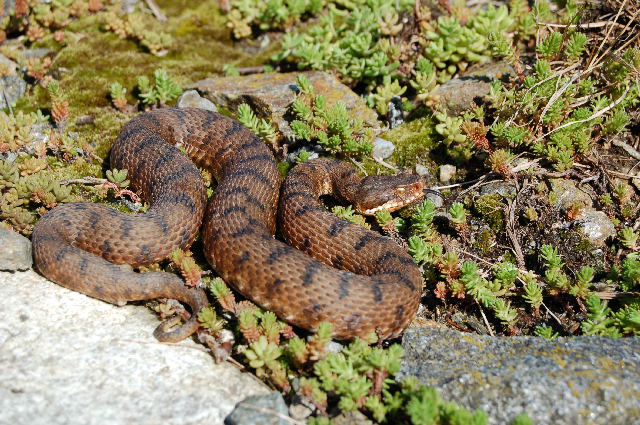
left=0, top=0, right=638, bottom=423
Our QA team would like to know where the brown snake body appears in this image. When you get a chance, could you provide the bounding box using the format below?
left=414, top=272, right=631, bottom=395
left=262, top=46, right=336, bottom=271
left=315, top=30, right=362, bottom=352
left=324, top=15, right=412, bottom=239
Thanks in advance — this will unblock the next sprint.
left=32, top=108, right=425, bottom=341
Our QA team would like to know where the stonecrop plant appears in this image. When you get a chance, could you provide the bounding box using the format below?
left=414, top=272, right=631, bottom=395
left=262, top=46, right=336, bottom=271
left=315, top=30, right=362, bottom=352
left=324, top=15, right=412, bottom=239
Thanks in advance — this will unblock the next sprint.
left=289, top=74, right=374, bottom=158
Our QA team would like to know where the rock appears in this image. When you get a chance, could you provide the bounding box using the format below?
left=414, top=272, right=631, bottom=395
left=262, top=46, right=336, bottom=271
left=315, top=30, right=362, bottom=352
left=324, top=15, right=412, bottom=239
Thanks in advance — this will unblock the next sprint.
left=21, top=48, right=50, bottom=59
left=0, top=1, right=15, bottom=20
left=0, top=75, right=27, bottom=108
left=433, top=62, right=516, bottom=115
left=288, top=397, right=314, bottom=422
left=372, top=137, right=395, bottom=160
left=439, top=164, right=456, bottom=182
left=189, top=71, right=379, bottom=141
left=176, top=89, right=218, bottom=112
left=121, top=0, right=139, bottom=13
left=0, top=228, right=32, bottom=271
left=425, top=190, right=444, bottom=208
left=478, top=181, right=517, bottom=198
left=0, top=270, right=270, bottom=425
left=575, top=210, right=616, bottom=248
left=387, top=95, right=404, bottom=128
left=28, top=121, right=53, bottom=153
left=399, top=328, right=640, bottom=425
left=415, top=164, right=430, bottom=177
left=0, top=53, right=17, bottom=75
left=225, top=393, right=290, bottom=425
left=548, top=178, right=594, bottom=210
left=286, top=146, right=321, bottom=164
left=332, top=410, right=375, bottom=425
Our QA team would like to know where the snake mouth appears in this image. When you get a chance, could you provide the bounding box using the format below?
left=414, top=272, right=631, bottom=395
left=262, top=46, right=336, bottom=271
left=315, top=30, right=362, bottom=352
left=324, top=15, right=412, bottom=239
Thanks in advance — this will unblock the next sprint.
left=361, top=190, right=426, bottom=215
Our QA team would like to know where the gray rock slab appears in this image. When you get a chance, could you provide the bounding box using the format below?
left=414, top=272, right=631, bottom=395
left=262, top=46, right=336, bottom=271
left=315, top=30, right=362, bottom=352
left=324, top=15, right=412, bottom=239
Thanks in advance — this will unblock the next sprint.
left=0, top=270, right=270, bottom=425
left=0, top=74, right=27, bottom=108
left=225, top=393, right=289, bottom=425
left=177, top=89, right=218, bottom=112
left=433, top=61, right=516, bottom=115
left=0, top=53, right=17, bottom=74
left=188, top=71, right=378, bottom=141
left=549, top=178, right=595, bottom=210
left=1, top=1, right=15, bottom=20
left=577, top=209, right=616, bottom=248
left=399, top=328, right=640, bottom=425
left=0, top=228, right=32, bottom=271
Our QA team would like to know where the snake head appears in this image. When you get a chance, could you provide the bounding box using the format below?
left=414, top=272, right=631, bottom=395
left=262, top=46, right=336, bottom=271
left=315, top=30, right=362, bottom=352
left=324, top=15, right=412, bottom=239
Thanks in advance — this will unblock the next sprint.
left=355, top=174, right=426, bottom=215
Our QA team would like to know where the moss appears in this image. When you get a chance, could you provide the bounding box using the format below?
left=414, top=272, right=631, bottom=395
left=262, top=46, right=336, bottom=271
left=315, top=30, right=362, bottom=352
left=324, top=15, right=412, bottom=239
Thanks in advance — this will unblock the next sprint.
left=474, top=194, right=506, bottom=231
left=472, top=228, right=496, bottom=255
left=3, top=0, right=287, bottom=232
left=381, top=112, right=438, bottom=169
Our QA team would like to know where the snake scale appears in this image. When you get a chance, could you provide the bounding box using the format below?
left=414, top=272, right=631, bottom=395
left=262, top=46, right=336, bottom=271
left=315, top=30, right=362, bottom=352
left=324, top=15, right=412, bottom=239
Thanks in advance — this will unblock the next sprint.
left=32, top=108, right=425, bottom=342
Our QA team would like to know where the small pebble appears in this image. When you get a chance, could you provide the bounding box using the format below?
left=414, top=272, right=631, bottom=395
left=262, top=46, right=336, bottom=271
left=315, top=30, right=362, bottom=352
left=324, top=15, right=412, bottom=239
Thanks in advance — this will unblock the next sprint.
left=176, top=90, right=218, bottom=112
left=226, top=393, right=290, bottom=425
left=0, top=228, right=32, bottom=271
left=372, top=137, right=395, bottom=160
left=439, top=164, right=457, bottom=182
left=387, top=95, right=404, bottom=128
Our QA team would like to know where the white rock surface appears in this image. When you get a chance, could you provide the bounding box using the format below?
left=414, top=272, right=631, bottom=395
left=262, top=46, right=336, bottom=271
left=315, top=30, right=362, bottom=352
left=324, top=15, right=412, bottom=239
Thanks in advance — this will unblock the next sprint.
left=0, top=270, right=269, bottom=425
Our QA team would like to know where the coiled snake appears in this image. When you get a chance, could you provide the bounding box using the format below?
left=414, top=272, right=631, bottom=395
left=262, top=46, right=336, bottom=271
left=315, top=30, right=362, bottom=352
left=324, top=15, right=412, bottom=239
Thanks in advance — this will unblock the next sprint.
left=32, top=108, right=426, bottom=341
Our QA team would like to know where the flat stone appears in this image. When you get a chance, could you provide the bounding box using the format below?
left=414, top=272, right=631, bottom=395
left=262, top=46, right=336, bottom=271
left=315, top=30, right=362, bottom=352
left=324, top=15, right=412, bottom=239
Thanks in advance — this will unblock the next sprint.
left=433, top=62, right=516, bottom=115
left=478, top=181, right=518, bottom=198
left=0, top=74, right=26, bottom=108
left=0, top=270, right=270, bottom=425
left=0, top=228, right=32, bottom=271
left=576, top=210, right=616, bottom=248
left=176, top=89, right=218, bottom=112
left=189, top=71, right=378, bottom=141
left=0, top=53, right=17, bottom=75
left=226, top=393, right=289, bottom=425
left=121, top=0, right=139, bottom=13
left=332, top=410, right=375, bottom=425
left=21, top=48, right=50, bottom=59
left=439, top=164, right=456, bottom=182
left=1, top=1, right=15, bottom=20
left=372, top=137, right=395, bottom=159
left=549, top=178, right=594, bottom=210
left=399, top=328, right=640, bottom=425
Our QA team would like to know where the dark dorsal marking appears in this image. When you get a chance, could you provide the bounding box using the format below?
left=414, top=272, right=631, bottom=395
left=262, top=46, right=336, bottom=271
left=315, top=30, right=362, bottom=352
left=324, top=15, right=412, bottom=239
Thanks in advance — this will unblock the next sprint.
left=294, top=205, right=324, bottom=217
left=267, top=245, right=291, bottom=265
left=239, top=251, right=251, bottom=262
left=220, top=206, right=246, bottom=217
left=302, top=262, right=321, bottom=286
left=328, top=220, right=349, bottom=237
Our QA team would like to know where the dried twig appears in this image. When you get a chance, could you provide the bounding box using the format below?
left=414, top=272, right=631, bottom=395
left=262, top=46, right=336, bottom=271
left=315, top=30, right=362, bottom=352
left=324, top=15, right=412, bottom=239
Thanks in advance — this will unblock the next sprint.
left=612, top=139, right=640, bottom=161
left=533, top=85, right=630, bottom=143
left=538, top=21, right=628, bottom=29
left=144, top=0, right=167, bottom=21
left=373, top=156, right=399, bottom=172
left=3, top=89, right=12, bottom=116
left=59, top=176, right=107, bottom=185
left=475, top=299, right=494, bottom=337
left=506, top=197, right=526, bottom=270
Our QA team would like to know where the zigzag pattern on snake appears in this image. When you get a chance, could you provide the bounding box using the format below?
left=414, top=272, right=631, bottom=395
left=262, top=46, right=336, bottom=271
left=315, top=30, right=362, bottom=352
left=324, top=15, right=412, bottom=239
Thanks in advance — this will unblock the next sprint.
left=32, top=108, right=425, bottom=341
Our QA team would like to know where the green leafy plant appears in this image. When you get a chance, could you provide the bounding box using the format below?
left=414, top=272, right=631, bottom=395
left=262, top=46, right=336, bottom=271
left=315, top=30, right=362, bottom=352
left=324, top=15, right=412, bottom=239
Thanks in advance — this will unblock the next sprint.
left=289, top=74, right=374, bottom=158
left=619, top=227, right=638, bottom=250
left=137, top=69, right=182, bottom=108
left=236, top=103, right=279, bottom=147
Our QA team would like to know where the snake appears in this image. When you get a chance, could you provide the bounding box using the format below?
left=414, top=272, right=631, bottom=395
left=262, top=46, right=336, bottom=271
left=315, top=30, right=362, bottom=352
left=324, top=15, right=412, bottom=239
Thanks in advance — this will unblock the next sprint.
left=32, top=107, right=426, bottom=342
